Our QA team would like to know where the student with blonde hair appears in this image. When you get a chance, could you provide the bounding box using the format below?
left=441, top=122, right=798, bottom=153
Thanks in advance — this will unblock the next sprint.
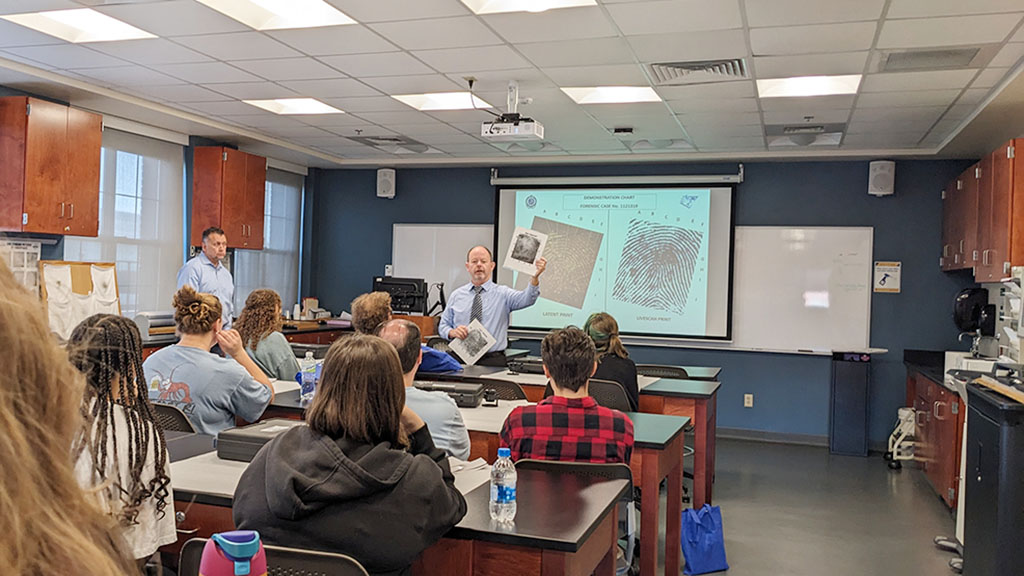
left=143, top=285, right=273, bottom=435
left=351, top=291, right=392, bottom=334
left=236, top=288, right=300, bottom=380
left=0, top=261, right=136, bottom=575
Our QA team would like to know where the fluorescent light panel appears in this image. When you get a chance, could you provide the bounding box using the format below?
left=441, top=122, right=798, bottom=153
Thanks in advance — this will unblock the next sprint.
left=392, top=92, right=494, bottom=111
left=243, top=98, right=344, bottom=115
left=460, top=0, right=596, bottom=14
left=1, top=8, right=156, bottom=42
left=195, top=0, right=355, bottom=30
left=560, top=86, right=662, bottom=104
left=757, top=75, right=862, bottom=98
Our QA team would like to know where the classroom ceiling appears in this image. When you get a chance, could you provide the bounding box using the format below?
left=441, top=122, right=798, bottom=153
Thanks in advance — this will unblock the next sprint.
left=0, top=0, right=1022, bottom=167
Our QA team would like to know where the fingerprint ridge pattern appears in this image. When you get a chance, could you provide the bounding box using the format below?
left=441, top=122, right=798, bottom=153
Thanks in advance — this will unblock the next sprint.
left=612, top=219, right=703, bottom=314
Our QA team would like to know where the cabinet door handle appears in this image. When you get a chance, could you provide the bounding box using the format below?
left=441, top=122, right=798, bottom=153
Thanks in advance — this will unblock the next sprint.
left=69, top=203, right=74, bottom=219
left=59, top=202, right=65, bottom=218
left=916, top=410, right=926, bottom=428
left=959, top=239, right=964, bottom=253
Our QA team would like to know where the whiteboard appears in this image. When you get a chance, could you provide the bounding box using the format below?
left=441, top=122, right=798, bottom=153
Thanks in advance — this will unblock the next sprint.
left=392, top=224, right=493, bottom=300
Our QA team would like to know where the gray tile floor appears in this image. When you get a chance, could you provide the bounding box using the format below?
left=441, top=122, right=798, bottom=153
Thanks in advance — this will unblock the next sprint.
left=649, top=439, right=960, bottom=575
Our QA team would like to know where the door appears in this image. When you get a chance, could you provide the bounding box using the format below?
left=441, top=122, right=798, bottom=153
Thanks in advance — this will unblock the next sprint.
left=982, top=145, right=1011, bottom=281
left=220, top=148, right=248, bottom=249
left=243, top=152, right=266, bottom=250
left=22, top=98, right=67, bottom=234
left=941, top=181, right=955, bottom=270
left=1009, top=139, right=1024, bottom=268
left=960, top=163, right=980, bottom=271
left=0, top=97, right=28, bottom=231
left=64, top=106, right=101, bottom=237
left=191, top=147, right=225, bottom=247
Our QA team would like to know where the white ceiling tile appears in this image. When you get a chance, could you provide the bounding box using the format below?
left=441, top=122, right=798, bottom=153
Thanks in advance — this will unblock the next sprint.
left=516, top=38, right=635, bottom=68
left=758, top=94, right=856, bottom=111
left=319, top=95, right=409, bottom=112
left=544, top=64, right=648, bottom=85
left=655, top=81, right=755, bottom=100
left=443, top=69, right=553, bottom=93
left=355, top=110, right=447, bottom=125
left=175, top=32, right=302, bottom=61
left=264, top=125, right=337, bottom=138
left=955, top=87, right=991, bottom=106
left=161, top=62, right=263, bottom=83
left=694, top=135, right=765, bottom=150
left=971, top=67, right=1011, bottom=89
left=385, top=123, right=464, bottom=137
left=842, top=133, right=922, bottom=148
left=325, top=0, right=471, bottom=23
left=5, top=45, right=127, bottom=69
left=924, top=118, right=961, bottom=140
left=231, top=57, right=344, bottom=81
left=412, top=132, right=483, bottom=145
left=943, top=102, right=977, bottom=121
left=68, top=65, right=182, bottom=86
left=683, top=124, right=764, bottom=138
left=0, top=49, right=56, bottom=69
left=293, top=113, right=375, bottom=127
left=321, top=124, right=395, bottom=137
left=856, top=89, right=962, bottom=108
left=370, top=17, right=502, bottom=50
left=225, top=114, right=307, bottom=129
left=95, top=0, right=249, bottom=37
left=0, top=0, right=78, bottom=14
left=88, top=39, right=213, bottom=65
left=585, top=103, right=674, bottom=119
left=360, top=74, right=462, bottom=94
left=761, top=109, right=851, bottom=124
left=750, top=22, right=877, bottom=55
left=267, top=26, right=398, bottom=56
left=606, top=0, right=741, bottom=35
left=279, top=77, right=381, bottom=98
left=433, top=143, right=508, bottom=155
left=550, top=138, right=630, bottom=151
left=0, top=18, right=66, bottom=47
left=846, top=118, right=937, bottom=133
left=629, top=30, right=748, bottom=62
left=423, top=109, right=498, bottom=124
left=130, top=83, right=229, bottom=102
left=877, top=14, right=1023, bottom=49
left=483, top=7, right=618, bottom=43
left=1014, top=25, right=1024, bottom=43
left=181, top=100, right=262, bottom=116
left=849, top=105, right=945, bottom=123
left=318, top=52, right=433, bottom=78
left=413, top=45, right=530, bottom=74
left=675, top=111, right=762, bottom=125
left=861, top=69, right=977, bottom=92
left=592, top=120, right=686, bottom=139
left=206, top=82, right=298, bottom=99
left=745, top=0, right=884, bottom=27
left=887, top=0, right=1024, bottom=18
left=753, top=52, right=869, bottom=78
left=990, top=43, right=1024, bottom=68
left=668, top=98, right=759, bottom=113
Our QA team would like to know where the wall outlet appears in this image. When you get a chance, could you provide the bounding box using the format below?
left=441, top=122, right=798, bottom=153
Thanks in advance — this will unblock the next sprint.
left=743, top=394, right=754, bottom=408
left=384, top=264, right=394, bottom=276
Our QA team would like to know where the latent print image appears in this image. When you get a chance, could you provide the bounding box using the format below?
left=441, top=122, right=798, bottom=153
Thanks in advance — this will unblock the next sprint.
left=515, top=217, right=603, bottom=309
left=613, top=219, right=703, bottom=314
left=462, top=330, right=489, bottom=357
left=511, top=233, right=541, bottom=263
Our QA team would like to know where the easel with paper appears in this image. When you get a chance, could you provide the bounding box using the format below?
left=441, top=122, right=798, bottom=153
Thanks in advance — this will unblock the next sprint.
left=39, top=260, right=121, bottom=340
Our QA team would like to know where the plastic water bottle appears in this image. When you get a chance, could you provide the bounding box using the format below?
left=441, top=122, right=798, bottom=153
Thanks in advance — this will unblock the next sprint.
left=299, top=351, right=317, bottom=401
left=489, top=447, right=517, bottom=523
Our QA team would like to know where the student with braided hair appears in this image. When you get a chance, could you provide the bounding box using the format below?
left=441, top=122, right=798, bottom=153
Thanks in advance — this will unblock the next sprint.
left=68, top=314, right=176, bottom=564
left=144, top=285, right=274, bottom=435
left=236, top=288, right=300, bottom=381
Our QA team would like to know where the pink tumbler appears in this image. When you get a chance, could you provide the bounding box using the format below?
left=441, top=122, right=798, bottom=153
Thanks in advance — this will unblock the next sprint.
left=198, top=531, right=267, bottom=576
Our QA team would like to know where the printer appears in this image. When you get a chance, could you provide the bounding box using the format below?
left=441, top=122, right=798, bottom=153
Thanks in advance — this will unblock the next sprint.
left=133, top=311, right=177, bottom=345
left=414, top=381, right=485, bottom=408
left=507, top=355, right=545, bottom=375
left=217, top=419, right=306, bottom=462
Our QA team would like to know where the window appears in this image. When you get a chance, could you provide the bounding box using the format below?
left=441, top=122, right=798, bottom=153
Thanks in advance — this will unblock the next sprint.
left=63, top=129, right=183, bottom=317
left=233, top=168, right=303, bottom=312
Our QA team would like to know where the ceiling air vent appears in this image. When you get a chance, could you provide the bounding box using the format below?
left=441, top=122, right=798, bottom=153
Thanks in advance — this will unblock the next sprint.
left=875, top=46, right=998, bottom=72
left=347, top=135, right=431, bottom=154
left=647, top=58, right=748, bottom=86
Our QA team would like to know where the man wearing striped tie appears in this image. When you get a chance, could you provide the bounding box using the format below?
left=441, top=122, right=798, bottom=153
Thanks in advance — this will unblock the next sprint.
left=439, top=245, right=547, bottom=367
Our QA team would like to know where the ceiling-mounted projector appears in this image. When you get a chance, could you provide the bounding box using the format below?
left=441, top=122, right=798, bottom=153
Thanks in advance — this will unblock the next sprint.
left=482, top=112, right=544, bottom=141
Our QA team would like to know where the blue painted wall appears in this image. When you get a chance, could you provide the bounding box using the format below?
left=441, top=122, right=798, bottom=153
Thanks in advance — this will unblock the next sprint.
left=306, top=159, right=976, bottom=446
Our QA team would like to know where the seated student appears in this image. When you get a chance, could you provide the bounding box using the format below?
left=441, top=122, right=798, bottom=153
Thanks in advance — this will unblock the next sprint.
left=351, top=291, right=392, bottom=334
left=235, top=288, right=301, bottom=380
left=585, top=312, right=640, bottom=411
left=143, top=285, right=274, bottom=435
left=68, top=314, right=176, bottom=565
left=233, top=334, right=467, bottom=576
left=0, top=262, right=136, bottom=575
left=501, top=327, right=634, bottom=464
left=376, top=319, right=471, bottom=460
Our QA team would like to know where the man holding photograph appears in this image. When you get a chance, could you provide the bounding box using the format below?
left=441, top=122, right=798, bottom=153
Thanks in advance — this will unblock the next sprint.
left=440, top=245, right=546, bottom=367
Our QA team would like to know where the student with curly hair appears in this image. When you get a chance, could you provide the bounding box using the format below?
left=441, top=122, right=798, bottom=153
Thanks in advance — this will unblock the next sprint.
left=69, top=314, right=176, bottom=564
left=236, top=289, right=300, bottom=381
left=351, top=291, right=392, bottom=334
left=0, top=261, right=136, bottom=575
left=143, top=285, right=273, bottom=435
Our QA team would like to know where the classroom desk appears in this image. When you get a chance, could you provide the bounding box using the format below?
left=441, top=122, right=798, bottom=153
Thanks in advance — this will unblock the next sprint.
left=165, top=434, right=627, bottom=576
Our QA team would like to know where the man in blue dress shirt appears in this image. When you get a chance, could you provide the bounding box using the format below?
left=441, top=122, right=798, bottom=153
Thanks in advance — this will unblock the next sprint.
left=439, top=245, right=546, bottom=366
left=176, top=227, right=235, bottom=329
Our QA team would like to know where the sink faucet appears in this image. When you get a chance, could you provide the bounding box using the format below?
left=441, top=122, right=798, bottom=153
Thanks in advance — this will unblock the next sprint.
left=959, top=331, right=981, bottom=358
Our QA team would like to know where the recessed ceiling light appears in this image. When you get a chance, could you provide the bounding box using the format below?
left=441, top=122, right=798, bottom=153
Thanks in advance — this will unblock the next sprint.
left=243, top=98, right=344, bottom=115
left=459, top=0, right=596, bottom=14
left=1, top=9, right=156, bottom=43
left=194, top=0, right=356, bottom=30
left=560, top=86, right=662, bottom=104
left=756, top=75, right=862, bottom=98
left=392, top=92, right=494, bottom=111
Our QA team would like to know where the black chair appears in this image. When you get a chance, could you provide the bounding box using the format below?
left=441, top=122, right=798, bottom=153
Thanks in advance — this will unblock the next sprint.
left=480, top=379, right=527, bottom=401
left=588, top=378, right=633, bottom=411
left=425, top=336, right=453, bottom=354
left=636, top=364, right=689, bottom=379
left=179, top=538, right=370, bottom=576
left=152, top=402, right=196, bottom=433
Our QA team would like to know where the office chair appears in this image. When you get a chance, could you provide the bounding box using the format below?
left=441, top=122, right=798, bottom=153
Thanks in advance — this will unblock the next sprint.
left=179, top=538, right=370, bottom=576
left=425, top=336, right=453, bottom=354
left=636, top=364, right=689, bottom=379
left=152, top=402, right=196, bottom=434
left=587, top=378, right=633, bottom=412
left=515, top=460, right=636, bottom=575
left=480, top=379, right=528, bottom=401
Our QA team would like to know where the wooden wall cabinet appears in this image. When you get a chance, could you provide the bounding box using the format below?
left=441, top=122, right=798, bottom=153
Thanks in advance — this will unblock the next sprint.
left=0, top=96, right=101, bottom=236
left=191, top=146, right=266, bottom=250
left=907, top=369, right=965, bottom=508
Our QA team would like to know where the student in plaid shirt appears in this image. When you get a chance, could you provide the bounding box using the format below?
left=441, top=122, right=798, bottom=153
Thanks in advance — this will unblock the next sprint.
left=500, top=326, right=634, bottom=463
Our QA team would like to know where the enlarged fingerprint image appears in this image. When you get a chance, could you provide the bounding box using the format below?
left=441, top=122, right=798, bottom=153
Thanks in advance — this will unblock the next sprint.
left=514, top=216, right=603, bottom=309
left=613, top=219, right=703, bottom=314
left=511, top=233, right=540, bottom=263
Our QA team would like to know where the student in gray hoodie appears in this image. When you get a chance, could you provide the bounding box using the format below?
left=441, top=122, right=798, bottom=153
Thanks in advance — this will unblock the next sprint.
left=233, top=334, right=467, bottom=576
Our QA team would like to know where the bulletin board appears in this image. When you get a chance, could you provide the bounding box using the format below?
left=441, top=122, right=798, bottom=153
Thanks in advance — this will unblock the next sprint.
left=39, top=260, right=120, bottom=340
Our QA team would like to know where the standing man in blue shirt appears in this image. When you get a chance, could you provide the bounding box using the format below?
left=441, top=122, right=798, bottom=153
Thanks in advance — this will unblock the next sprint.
left=440, top=245, right=546, bottom=367
left=176, top=227, right=235, bottom=329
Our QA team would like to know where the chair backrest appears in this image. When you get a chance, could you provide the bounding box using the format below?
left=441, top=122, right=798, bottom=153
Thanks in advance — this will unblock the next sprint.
left=180, top=538, right=370, bottom=576
left=425, top=336, right=453, bottom=354
left=481, top=379, right=527, bottom=401
left=636, top=364, right=689, bottom=379
left=515, top=459, right=633, bottom=502
left=587, top=378, right=632, bottom=411
left=152, top=402, right=196, bottom=434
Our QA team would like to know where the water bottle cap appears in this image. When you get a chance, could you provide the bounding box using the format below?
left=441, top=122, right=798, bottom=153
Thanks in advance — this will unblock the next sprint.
left=305, top=351, right=315, bottom=359
left=497, top=447, right=511, bottom=459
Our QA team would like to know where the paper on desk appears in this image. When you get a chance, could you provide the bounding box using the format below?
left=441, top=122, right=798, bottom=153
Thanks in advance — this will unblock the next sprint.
left=503, top=226, right=547, bottom=276
left=449, top=319, right=496, bottom=366
left=450, top=457, right=490, bottom=495
left=272, top=378, right=300, bottom=394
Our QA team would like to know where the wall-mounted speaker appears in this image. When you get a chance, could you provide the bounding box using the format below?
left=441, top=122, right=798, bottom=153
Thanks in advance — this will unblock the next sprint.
left=377, top=168, right=396, bottom=199
left=868, top=160, right=895, bottom=197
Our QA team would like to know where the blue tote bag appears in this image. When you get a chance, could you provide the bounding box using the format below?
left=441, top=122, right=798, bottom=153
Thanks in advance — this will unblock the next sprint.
left=681, top=504, right=729, bottom=575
